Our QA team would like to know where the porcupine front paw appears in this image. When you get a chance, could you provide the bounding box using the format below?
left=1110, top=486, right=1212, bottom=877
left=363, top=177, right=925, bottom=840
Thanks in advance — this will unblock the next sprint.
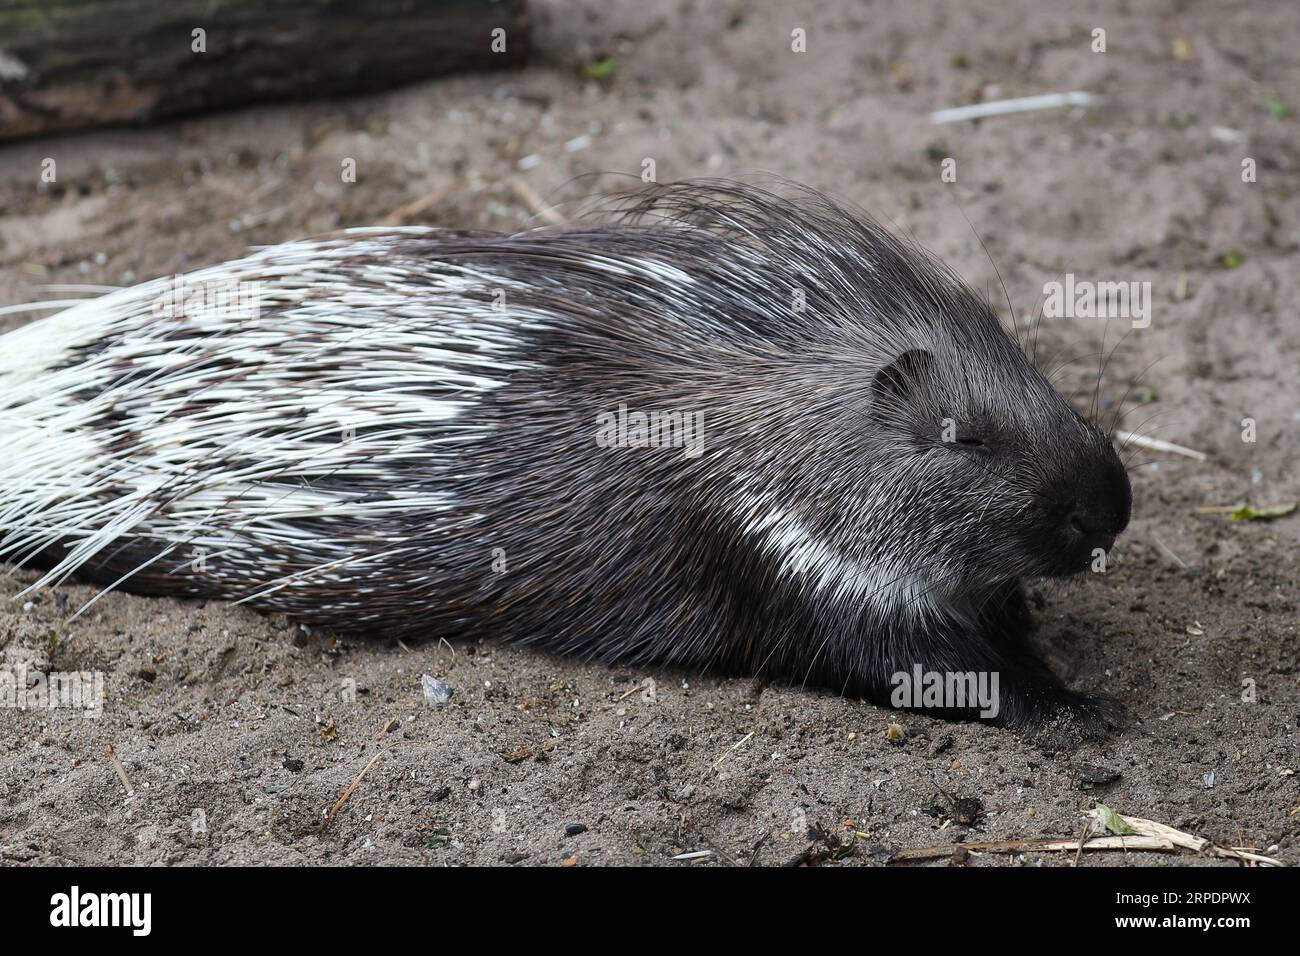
left=975, top=618, right=1126, bottom=747
left=1015, top=689, right=1125, bottom=750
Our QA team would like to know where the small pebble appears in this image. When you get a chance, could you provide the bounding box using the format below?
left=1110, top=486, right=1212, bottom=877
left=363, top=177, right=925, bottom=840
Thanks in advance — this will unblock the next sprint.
left=929, top=734, right=954, bottom=756
left=421, top=674, right=454, bottom=707
left=564, top=823, right=588, bottom=837
left=953, top=797, right=983, bottom=826
left=1075, top=763, right=1122, bottom=787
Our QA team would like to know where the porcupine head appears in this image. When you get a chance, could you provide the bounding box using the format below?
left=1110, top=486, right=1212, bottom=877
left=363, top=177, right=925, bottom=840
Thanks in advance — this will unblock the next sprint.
left=718, top=219, right=1133, bottom=742
left=618, top=186, right=1139, bottom=745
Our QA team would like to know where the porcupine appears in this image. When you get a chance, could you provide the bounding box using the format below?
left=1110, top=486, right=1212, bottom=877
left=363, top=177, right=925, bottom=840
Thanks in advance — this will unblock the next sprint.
left=0, top=181, right=1131, bottom=742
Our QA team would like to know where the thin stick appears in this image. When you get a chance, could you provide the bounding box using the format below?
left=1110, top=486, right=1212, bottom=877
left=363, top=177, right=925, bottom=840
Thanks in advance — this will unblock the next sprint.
left=930, top=91, right=1102, bottom=124
left=1073, top=819, right=1092, bottom=867
left=509, top=177, right=569, bottom=226
left=892, top=835, right=1179, bottom=862
left=320, top=746, right=391, bottom=831
left=1151, top=535, right=1189, bottom=569
left=1098, top=810, right=1284, bottom=866
left=672, top=849, right=713, bottom=861
left=378, top=181, right=466, bottom=226
left=106, top=743, right=134, bottom=796
left=1116, top=429, right=1207, bottom=461
left=893, top=810, right=1286, bottom=865
left=707, top=730, right=755, bottom=775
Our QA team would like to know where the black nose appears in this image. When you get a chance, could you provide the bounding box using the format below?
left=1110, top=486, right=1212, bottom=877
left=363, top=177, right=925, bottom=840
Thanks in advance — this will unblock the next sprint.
left=1065, top=447, right=1131, bottom=549
left=1068, top=510, right=1118, bottom=551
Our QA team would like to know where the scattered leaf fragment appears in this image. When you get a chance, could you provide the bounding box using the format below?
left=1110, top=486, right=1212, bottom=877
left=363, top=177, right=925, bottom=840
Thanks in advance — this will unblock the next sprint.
left=1259, top=94, right=1290, bottom=118
left=1096, top=803, right=1136, bottom=836
left=1230, top=502, right=1296, bottom=521
left=583, top=58, right=617, bottom=82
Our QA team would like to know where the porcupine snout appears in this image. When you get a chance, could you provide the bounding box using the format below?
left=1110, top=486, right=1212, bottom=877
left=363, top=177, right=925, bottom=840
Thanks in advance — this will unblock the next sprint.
left=1067, top=458, right=1131, bottom=545
left=1057, top=441, right=1132, bottom=571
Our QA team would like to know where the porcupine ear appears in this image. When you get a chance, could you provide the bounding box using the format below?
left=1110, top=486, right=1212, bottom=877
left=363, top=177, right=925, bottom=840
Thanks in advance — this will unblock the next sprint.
left=871, top=348, right=935, bottom=408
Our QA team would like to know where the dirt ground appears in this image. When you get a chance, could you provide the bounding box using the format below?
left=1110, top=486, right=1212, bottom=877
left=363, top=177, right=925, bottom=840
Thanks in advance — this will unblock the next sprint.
left=0, top=0, right=1296, bottom=867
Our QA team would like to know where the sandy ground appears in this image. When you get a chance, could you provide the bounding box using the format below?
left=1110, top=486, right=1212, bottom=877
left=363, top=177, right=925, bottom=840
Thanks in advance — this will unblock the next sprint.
left=0, top=0, right=1296, bottom=867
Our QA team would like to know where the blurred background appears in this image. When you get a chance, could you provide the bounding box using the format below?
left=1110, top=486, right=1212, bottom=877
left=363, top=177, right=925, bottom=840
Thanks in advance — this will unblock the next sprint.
left=3, top=0, right=1294, bottom=485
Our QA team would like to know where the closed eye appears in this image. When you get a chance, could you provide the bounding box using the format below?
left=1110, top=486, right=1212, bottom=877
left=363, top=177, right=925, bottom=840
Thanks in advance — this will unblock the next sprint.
left=955, top=437, right=985, bottom=448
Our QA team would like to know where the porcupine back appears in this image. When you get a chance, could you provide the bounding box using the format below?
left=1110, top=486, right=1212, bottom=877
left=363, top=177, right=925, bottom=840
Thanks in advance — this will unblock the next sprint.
left=0, top=181, right=1117, bottom=698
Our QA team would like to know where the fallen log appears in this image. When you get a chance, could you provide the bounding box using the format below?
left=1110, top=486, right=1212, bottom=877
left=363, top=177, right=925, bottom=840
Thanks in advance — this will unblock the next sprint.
left=0, top=0, right=528, bottom=141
